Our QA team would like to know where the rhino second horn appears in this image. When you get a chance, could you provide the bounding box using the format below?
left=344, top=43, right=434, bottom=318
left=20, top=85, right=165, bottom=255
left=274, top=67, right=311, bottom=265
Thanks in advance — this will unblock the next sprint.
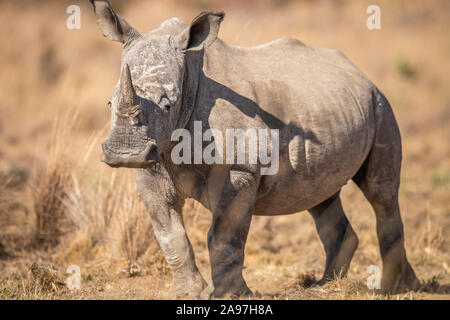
left=118, top=64, right=139, bottom=114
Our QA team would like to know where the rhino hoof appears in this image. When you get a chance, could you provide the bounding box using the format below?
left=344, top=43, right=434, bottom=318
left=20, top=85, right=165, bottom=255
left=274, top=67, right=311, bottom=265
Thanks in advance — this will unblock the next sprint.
left=167, top=275, right=208, bottom=299
left=382, top=273, right=421, bottom=294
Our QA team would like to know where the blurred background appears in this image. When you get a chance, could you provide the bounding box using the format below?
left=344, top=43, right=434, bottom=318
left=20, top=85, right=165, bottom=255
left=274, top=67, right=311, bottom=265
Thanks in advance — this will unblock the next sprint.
left=0, top=0, right=448, bottom=299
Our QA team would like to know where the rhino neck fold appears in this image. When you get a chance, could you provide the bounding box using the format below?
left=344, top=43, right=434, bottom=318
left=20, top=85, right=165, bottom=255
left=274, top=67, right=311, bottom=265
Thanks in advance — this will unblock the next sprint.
left=175, top=50, right=203, bottom=132
left=160, top=49, right=203, bottom=170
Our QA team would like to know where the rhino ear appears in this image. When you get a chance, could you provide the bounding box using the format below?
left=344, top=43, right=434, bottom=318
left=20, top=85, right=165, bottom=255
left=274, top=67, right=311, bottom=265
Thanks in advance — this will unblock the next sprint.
left=90, top=0, right=140, bottom=45
left=178, top=11, right=224, bottom=51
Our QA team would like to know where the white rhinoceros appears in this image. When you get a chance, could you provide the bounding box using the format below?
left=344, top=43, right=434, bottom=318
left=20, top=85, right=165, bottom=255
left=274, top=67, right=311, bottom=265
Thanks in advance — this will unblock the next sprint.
left=91, top=0, right=419, bottom=298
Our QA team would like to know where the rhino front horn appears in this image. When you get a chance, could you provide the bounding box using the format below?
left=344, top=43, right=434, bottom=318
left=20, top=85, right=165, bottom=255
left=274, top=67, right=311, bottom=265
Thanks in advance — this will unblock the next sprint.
left=118, top=64, right=139, bottom=114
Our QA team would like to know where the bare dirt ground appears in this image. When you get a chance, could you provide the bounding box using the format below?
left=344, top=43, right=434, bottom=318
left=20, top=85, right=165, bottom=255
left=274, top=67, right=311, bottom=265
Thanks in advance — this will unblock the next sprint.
left=0, top=0, right=449, bottom=300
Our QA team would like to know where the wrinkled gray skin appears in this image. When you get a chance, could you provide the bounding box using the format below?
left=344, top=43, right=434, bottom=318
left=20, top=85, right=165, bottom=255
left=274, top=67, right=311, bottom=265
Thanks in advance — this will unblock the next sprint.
left=91, top=0, right=419, bottom=298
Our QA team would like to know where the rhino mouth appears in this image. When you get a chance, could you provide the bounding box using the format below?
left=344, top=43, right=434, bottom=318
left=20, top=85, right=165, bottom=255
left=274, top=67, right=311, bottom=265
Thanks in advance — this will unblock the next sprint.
left=101, top=141, right=159, bottom=168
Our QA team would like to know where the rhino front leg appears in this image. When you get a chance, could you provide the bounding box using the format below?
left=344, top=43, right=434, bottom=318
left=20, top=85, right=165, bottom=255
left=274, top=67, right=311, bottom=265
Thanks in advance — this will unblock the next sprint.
left=153, top=203, right=208, bottom=298
left=135, top=168, right=207, bottom=298
left=205, top=168, right=258, bottom=298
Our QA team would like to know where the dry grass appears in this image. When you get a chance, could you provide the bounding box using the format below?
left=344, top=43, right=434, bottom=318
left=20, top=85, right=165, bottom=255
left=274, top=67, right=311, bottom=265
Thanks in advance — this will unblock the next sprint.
left=32, top=163, right=72, bottom=247
left=29, top=262, right=65, bottom=292
left=62, top=167, right=157, bottom=275
left=0, top=0, right=449, bottom=300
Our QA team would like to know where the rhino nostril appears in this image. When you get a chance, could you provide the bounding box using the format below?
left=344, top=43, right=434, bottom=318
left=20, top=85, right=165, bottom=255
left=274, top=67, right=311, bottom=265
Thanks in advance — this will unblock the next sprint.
left=145, top=143, right=159, bottom=161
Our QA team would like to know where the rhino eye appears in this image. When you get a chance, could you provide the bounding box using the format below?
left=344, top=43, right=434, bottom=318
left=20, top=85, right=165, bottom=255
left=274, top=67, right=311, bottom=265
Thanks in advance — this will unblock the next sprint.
left=107, top=101, right=112, bottom=109
left=159, top=96, right=171, bottom=112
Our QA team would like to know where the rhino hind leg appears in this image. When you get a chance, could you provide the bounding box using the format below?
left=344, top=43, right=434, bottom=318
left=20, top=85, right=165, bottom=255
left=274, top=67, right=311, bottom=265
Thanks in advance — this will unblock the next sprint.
left=308, top=191, right=359, bottom=284
left=352, top=91, right=420, bottom=294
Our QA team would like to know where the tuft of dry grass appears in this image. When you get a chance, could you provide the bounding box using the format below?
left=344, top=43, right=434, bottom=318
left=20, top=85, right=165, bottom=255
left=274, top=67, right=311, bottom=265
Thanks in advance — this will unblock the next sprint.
left=297, top=272, right=317, bottom=288
left=33, top=162, right=72, bottom=247
left=29, top=261, right=65, bottom=293
left=62, top=164, right=157, bottom=275
left=31, top=111, right=77, bottom=247
left=413, top=202, right=446, bottom=264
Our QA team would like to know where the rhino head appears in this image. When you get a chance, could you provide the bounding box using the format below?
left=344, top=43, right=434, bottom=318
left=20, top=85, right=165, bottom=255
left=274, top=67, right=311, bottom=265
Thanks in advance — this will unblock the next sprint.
left=90, top=0, right=223, bottom=168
